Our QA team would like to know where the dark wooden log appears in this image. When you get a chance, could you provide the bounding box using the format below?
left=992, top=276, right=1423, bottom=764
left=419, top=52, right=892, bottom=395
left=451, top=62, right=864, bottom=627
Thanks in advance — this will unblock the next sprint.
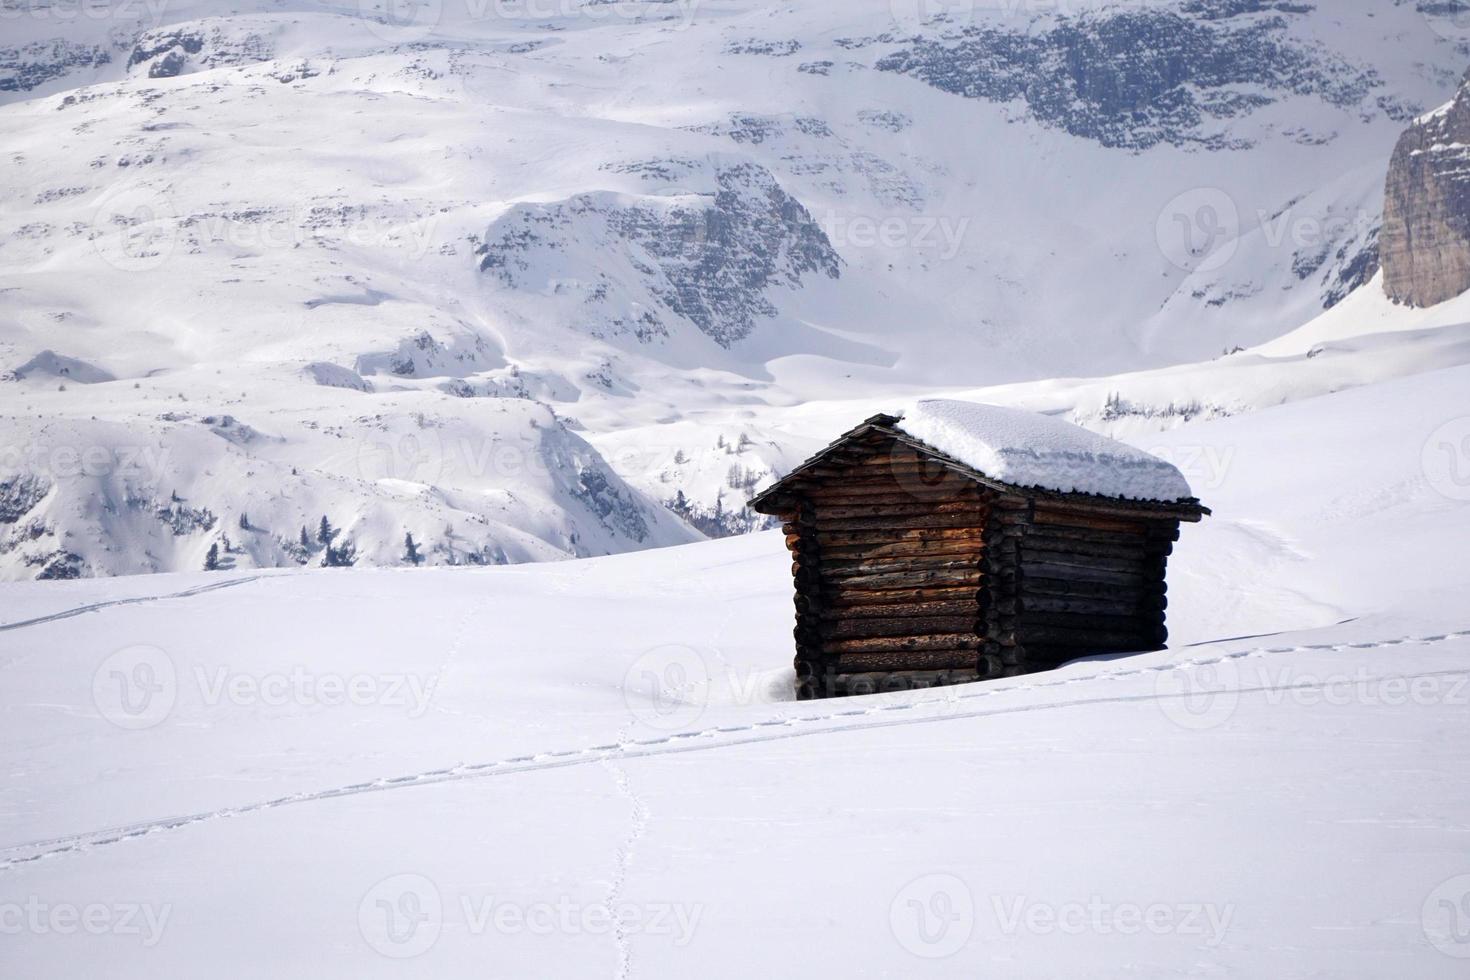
left=1006, top=624, right=1166, bottom=648
left=994, top=522, right=1150, bottom=545
left=1018, top=610, right=1164, bottom=632
left=822, top=569, right=985, bottom=590
left=827, top=669, right=984, bottom=695
left=814, top=514, right=990, bottom=532
left=821, top=616, right=982, bottom=639
left=1004, top=561, right=1153, bottom=586
left=829, top=649, right=982, bottom=673
left=817, top=599, right=980, bottom=620
left=824, top=632, right=984, bottom=654
left=819, top=542, right=983, bottom=563
left=1031, top=507, right=1149, bottom=534
left=820, top=557, right=981, bottom=577
left=1002, top=595, right=1165, bottom=616
left=1020, top=576, right=1165, bottom=601
left=814, top=500, right=989, bottom=519
left=822, top=585, right=982, bottom=606
left=817, top=527, right=983, bottom=548
left=1019, top=535, right=1170, bottom=561
left=1017, top=550, right=1160, bottom=575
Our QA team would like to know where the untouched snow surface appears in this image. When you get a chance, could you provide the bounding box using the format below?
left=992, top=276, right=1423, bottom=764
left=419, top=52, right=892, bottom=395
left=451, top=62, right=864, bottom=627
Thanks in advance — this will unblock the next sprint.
left=3, top=363, right=1469, bottom=977
left=896, top=399, right=1196, bottom=502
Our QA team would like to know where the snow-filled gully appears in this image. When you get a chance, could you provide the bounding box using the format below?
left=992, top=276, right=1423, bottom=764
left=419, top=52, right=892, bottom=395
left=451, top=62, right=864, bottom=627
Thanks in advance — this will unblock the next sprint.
left=3, top=627, right=1468, bottom=875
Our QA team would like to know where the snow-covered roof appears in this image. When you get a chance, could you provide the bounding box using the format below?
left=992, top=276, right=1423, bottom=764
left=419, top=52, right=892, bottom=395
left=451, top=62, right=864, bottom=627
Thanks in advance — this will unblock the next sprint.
left=895, top=400, right=1195, bottom=503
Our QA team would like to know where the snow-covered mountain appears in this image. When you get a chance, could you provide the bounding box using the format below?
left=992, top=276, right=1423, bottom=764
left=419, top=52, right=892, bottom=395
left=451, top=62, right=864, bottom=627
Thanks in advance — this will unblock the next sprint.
left=3, top=0, right=1470, bottom=577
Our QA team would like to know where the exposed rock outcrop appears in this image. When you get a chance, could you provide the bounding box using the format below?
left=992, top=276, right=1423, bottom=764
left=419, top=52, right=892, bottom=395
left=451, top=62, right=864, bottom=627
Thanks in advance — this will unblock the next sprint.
left=1382, top=70, right=1470, bottom=307
left=873, top=7, right=1382, bottom=151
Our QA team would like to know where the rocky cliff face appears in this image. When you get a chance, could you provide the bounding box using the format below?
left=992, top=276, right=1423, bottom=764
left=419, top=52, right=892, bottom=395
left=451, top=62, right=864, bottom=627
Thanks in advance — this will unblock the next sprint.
left=1382, top=71, right=1470, bottom=307
left=871, top=5, right=1389, bottom=151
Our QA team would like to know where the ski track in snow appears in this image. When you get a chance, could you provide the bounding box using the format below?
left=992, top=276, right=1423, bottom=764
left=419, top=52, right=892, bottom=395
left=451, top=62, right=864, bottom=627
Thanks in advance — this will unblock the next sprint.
left=601, top=736, right=648, bottom=980
left=0, top=575, right=266, bottom=634
left=2, top=628, right=1468, bottom=874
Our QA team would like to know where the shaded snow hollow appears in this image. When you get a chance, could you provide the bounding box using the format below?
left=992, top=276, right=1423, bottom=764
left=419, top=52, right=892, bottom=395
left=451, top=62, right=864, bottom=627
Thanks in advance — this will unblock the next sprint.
left=896, top=400, right=1195, bottom=503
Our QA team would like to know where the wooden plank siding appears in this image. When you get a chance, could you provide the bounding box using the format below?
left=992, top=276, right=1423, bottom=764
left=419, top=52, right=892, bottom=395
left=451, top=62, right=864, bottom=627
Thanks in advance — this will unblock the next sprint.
left=753, top=415, right=1207, bottom=699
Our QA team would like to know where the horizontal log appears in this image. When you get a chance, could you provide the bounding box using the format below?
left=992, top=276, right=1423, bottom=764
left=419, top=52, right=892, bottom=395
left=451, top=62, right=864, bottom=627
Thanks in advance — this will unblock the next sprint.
left=824, top=632, right=984, bottom=655
left=824, top=669, right=984, bottom=696
left=824, top=569, right=984, bottom=590
left=1018, top=575, right=1163, bottom=599
left=830, top=649, right=982, bottom=673
left=1018, top=550, right=1160, bottom=575
left=816, top=501, right=989, bottom=520
left=817, top=527, right=983, bottom=548
left=1006, top=625, right=1165, bottom=648
left=1006, top=595, right=1164, bottom=616
left=820, top=585, right=982, bottom=606
left=1019, top=610, right=1164, bottom=632
left=1019, top=535, right=1168, bottom=561
left=1006, top=561, right=1154, bottom=586
left=1030, top=509, right=1150, bottom=535
left=814, top=514, right=990, bottom=532
left=817, top=599, right=979, bottom=620
left=819, top=541, right=983, bottom=563
left=1034, top=498, right=1199, bottom=523
left=820, top=557, right=981, bottom=577
left=810, top=482, right=988, bottom=502
left=996, top=523, right=1151, bottom=546
left=821, top=615, right=981, bottom=639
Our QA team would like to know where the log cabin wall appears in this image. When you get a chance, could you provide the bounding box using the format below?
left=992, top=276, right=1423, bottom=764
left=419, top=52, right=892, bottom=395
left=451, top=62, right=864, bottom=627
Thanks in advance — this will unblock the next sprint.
left=781, top=439, right=1001, bottom=699
left=754, top=415, right=1206, bottom=699
left=1000, top=502, right=1179, bottom=670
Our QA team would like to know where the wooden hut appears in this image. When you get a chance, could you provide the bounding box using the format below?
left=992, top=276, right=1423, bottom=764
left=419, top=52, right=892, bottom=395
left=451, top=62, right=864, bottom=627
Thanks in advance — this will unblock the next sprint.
left=748, top=401, right=1209, bottom=699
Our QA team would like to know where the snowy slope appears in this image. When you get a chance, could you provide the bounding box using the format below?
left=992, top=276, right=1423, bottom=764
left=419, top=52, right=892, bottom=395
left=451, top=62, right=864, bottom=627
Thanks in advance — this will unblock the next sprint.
left=3, top=355, right=1470, bottom=976
left=4, top=0, right=1470, bottom=576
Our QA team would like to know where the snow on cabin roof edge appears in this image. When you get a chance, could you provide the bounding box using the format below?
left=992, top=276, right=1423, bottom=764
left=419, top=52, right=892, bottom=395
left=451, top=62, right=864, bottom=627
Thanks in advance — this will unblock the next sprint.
left=750, top=401, right=1205, bottom=513
left=893, top=400, right=1196, bottom=505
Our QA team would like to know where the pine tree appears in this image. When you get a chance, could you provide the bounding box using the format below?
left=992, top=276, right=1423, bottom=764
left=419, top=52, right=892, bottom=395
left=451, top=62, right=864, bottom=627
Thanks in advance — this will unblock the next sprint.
left=404, top=532, right=423, bottom=566
left=204, top=543, right=219, bottom=571
left=317, top=515, right=334, bottom=545
left=300, top=526, right=311, bottom=550
left=238, top=513, right=250, bottom=531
